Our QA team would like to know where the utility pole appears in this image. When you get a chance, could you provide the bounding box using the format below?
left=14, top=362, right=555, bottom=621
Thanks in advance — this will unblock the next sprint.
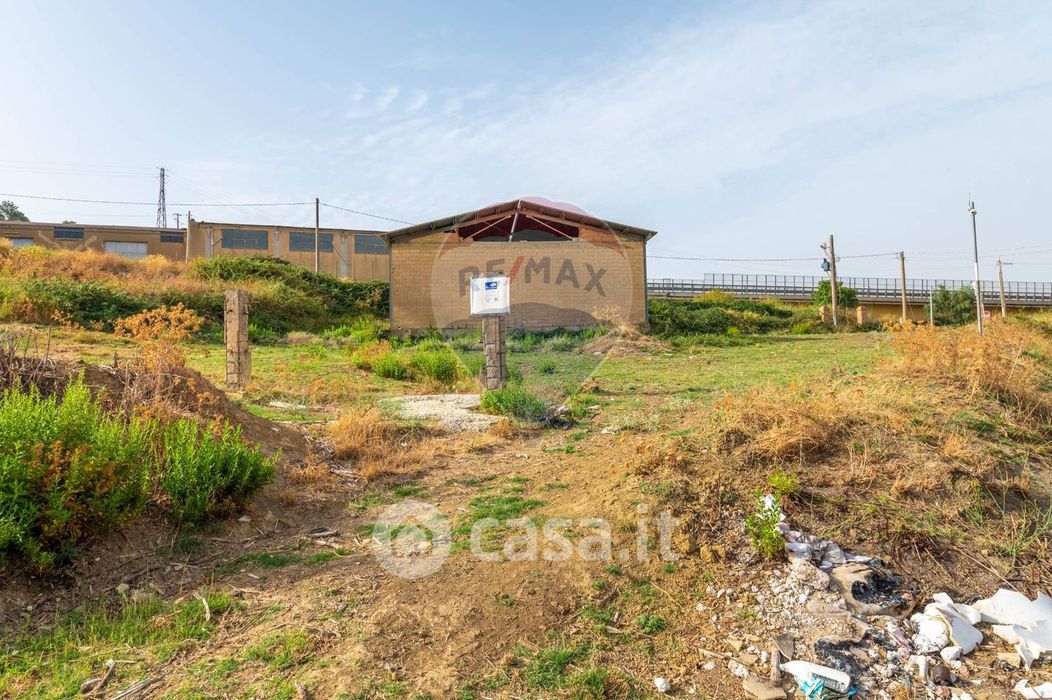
left=156, top=167, right=167, bottom=228
left=969, top=200, right=983, bottom=335
left=314, top=197, right=320, bottom=274
left=928, top=288, right=934, bottom=325
left=898, top=251, right=908, bottom=324
left=996, top=258, right=1007, bottom=318
left=173, top=213, right=181, bottom=229
left=824, top=235, right=839, bottom=327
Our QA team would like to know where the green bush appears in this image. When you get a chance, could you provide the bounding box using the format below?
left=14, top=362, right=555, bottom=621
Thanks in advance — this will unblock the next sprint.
left=190, top=256, right=388, bottom=318
left=373, top=352, right=409, bottom=380
left=408, top=347, right=461, bottom=384
left=927, top=285, right=977, bottom=327
left=321, top=316, right=387, bottom=345
left=21, top=278, right=152, bottom=329
left=0, top=379, right=153, bottom=570
left=647, top=299, right=733, bottom=335
left=811, top=280, right=859, bottom=308
left=450, top=331, right=482, bottom=352
left=0, top=378, right=274, bottom=570
left=461, top=354, right=484, bottom=379
left=480, top=386, right=547, bottom=421
left=790, top=320, right=827, bottom=335
left=159, top=420, right=274, bottom=524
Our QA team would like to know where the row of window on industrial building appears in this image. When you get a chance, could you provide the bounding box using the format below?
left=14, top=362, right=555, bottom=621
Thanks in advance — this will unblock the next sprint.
left=3, top=227, right=387, bottom=260
left=221, top=229, right=387, bottom=254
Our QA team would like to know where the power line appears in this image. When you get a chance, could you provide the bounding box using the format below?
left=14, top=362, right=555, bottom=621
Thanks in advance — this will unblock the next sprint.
left=320, top=202, right=413, bottom=225
left=648, top=251, right=898, bottom=263
left=0, top=192, right=312, bottom=207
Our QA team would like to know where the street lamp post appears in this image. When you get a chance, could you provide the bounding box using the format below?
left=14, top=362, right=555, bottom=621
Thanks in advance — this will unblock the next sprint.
left=969, top=201, right=983, bottom=335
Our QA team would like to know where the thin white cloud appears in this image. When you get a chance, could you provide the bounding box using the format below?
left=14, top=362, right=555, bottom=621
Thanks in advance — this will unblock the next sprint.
left=193, top=1, right=1052, bottom=276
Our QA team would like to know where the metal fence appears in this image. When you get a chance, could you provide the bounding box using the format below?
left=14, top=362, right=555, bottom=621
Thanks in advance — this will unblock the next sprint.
left=647, top=274, right=1052, bottom=306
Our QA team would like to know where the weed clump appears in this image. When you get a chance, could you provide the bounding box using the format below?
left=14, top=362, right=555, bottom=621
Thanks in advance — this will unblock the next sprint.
left=480, top=386, right=547, bottom=421
left=0, top=379, right=153, bottom=570
left=160, top=419, right=274, bottom=523
left=329, top=407, right=435, bottom=480
left=372, top=352, right=409, bottom=380
left=745, top=493, right=784, bottom=559
left=0, top=377, right=274, bottom=570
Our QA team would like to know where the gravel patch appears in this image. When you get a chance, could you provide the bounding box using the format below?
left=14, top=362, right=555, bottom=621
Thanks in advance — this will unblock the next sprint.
left=383, top=393, right=500, bottom=432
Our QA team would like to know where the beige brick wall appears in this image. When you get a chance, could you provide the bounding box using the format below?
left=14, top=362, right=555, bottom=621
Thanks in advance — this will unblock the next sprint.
left=390, top=226, right=648, bottom=332
left=186, top=220, right=390, bottom=282
left=0, top=221, right=186, bottom=258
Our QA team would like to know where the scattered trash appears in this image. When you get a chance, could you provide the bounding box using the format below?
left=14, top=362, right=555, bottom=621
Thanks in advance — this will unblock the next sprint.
left=1015, top=680, right=1052, bottom=698
left=909, top=588, right=1052, bottom=669
left=653, top=677, right=671, bottom=693
left=827, top=561, right=915, bottom=617
left=781, top=660, right=854, bottom=695
left=268, top=400, right=307, bottom=411
left=814, top=637, right=863, bottom=681
left=742, top=676, right=787, bottom=700
left=911, top=612, right=950, bottom=653
left=776, top=520, right=871, bottom=572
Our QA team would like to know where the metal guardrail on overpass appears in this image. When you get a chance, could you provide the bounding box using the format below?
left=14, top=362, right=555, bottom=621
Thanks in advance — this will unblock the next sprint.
left=647, top=274, right=1052, bottom=306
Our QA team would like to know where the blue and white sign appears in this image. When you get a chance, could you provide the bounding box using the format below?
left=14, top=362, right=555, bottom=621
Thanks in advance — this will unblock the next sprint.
left=470, top=275, right=510, bottom=315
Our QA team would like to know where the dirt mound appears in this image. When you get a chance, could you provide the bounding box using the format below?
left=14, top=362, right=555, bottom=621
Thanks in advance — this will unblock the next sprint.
left=580, top=329, right=668, bottom=357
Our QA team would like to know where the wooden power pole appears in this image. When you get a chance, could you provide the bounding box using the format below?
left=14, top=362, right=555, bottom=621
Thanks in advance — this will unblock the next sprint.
left=314, top=197, right=321, bottom=274
left=828, top=234, right=839, bottom=328
left=898, top=251, right=908, bottom=324
left=996, top=258, right=1007, bottom=318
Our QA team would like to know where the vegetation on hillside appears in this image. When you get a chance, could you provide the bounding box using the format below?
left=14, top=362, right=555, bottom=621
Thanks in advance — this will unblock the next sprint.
left=647, top=293, right=805, bottom=336
left=0, top=246, right=387, bottom=339
left=0, top=378, right=273, bottom=571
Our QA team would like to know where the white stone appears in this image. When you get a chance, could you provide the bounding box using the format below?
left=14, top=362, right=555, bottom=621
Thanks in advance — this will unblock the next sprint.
left=654, top=678, right=671, bottom=693
left=939, top=646, right=962, bottom=662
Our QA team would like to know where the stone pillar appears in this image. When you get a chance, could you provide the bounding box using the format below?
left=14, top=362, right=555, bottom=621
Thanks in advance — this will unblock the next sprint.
left=818, top=304, right=831, bottom=325
left=482, top=315, right=507, bottom=390
left=224, top=289, right=251, bottom=390
left=856, top=306, right=869, bottom=325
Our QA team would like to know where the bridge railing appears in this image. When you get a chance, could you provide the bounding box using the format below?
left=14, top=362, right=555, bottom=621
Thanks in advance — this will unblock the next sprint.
left=647, top=275, right=1052, bottom=305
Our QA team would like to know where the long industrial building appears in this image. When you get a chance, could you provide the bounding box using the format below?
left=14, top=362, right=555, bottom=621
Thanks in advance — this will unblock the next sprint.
left=0, top=218, right=390, bottom=282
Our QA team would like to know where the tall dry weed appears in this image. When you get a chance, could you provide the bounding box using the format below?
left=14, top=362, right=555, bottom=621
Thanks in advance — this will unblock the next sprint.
left=0, top=247, right=185, bottom=283
left=329, top=406, right=440, bottom=480
left=890, top=321, right=1052, bottom=420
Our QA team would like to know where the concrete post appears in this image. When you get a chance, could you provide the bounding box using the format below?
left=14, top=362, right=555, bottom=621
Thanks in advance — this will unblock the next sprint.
left=482, top=315, right=508, bottom=390
left=224, top=289, right=251, bottom=390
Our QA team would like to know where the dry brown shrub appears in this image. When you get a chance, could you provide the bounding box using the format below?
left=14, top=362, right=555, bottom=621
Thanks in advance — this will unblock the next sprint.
left=592, top=304, right=640, bottom=337
left=709, top=384, right=870, bottom=462
left=113, top=303, right=203, bottom=370
left=889, top=321, right=1052, bottom=419
left=488, top=418, right=516, bottom=440
left=329, top=406, right=438, bottom=481
left=0, top=247, right=185, bottom=283
left=109, top=305, right=217, bottom=417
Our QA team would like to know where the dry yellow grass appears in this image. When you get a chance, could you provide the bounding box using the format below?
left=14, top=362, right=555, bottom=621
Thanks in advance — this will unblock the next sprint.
left=889, top=320, right=1052, bottom=419
left=329, top=406, right=441, bottom=480
left=0, top=246, right=186, bottom=282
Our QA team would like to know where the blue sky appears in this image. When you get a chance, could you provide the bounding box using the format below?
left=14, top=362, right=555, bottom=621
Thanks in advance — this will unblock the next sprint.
left=1, top=0, right=1051, bottom=282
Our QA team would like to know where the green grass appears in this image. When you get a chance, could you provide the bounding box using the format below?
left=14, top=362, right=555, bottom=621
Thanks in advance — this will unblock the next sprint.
left=479, top=386, right=548, bottom=421
left=0, top=592, right=232, bottom=699
left=452, top=485, right=546, bottom=549
left=243, top=629, right=313, bottom=670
